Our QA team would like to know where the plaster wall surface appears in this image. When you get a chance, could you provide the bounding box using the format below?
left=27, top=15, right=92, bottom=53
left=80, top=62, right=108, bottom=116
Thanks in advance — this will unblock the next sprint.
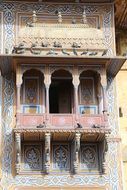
left=116, top=61, right=127, bottom=190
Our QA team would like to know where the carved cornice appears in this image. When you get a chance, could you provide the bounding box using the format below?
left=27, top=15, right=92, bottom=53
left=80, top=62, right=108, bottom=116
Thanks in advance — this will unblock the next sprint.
left=14, top=128, right=111, bottom=134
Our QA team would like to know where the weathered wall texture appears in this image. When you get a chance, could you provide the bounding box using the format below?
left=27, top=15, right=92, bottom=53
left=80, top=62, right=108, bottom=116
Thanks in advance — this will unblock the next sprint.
left=116, top=62, right=127, bottom=190
left=116, top=30, right=127, bottom=190
left=0, top=1, right=122, bottom=190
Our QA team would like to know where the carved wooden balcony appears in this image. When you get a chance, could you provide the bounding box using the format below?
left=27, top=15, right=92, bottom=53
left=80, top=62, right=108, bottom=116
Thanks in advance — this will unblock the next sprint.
left=16, top=113, right=108, bottom=131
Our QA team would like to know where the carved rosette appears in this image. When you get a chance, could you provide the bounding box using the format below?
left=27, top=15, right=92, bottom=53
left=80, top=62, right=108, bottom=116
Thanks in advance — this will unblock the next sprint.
left=44, top=133, right=51, bottom=174
left=73, top=132, right=81, bottom=174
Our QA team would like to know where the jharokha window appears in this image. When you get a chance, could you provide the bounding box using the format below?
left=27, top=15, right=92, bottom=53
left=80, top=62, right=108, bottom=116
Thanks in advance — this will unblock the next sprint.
left=21, top=69, right=45, bottom=114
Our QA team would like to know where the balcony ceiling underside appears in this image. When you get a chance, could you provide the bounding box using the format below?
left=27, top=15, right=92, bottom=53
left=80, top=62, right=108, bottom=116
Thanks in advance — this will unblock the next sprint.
left=0, top=55, right=126, bottom=77
left=14, top=128, right=110, bottom=142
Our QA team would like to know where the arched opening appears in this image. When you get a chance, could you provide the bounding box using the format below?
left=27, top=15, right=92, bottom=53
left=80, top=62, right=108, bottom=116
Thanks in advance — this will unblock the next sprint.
left=21, top=69, right=45, bottom=114
left=49, top=69, right=73, bottom=113
left=79, top=70, right=102, bottom=114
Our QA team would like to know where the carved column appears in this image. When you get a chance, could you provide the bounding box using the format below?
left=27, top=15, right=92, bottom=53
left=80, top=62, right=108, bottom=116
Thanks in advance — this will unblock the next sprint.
left=102, top=86, right=107, bottom=113
left=44, top=71, right=51, bottom=124
left=97, top=94, right=103, bottom=114
left=74, top=85, right=79, bottom=115
left=45, top=84, right=50, bottom=123
left=73, top=70, right=80, bottom=123
left=44, top=132, right=51, bottom=174
left=101, top=134, right=109, bottom=174
left=16, top=84, right=21, bottom=127
left=16, top=84, right=21, bottom=114
left=100, top=69, right=107, bottom=114
left=16, top=66, right=22, bottom=127
left=15, top=133, right=21, bottom=174
left=73, top=132, right=81, bottom=174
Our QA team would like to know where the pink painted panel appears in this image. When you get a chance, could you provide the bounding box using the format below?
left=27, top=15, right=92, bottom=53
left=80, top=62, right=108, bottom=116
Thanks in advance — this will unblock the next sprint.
left=50, top=114, right=74, bottom=128
left=79, top=115, right=104, bottom=128
left=17, top=114, right=44, bottom=128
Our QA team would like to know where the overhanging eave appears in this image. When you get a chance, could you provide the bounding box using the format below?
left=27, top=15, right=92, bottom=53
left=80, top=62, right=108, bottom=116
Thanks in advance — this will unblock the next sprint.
left=0, top=54, right=126, bottom=77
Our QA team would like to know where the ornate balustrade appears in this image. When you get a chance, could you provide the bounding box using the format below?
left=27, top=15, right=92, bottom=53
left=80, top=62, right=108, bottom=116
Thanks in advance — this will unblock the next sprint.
left=16, top=113, right=107, bottom=129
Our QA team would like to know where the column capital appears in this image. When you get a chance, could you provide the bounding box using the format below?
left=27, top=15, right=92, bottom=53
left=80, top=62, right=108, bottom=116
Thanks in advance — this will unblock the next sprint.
left=45, top=132, right=51, bottom=137
left=44, top=74, right=51, bottom=88
left=75, top=132, right=81, bottom=139
left=15, top=132, right=21, bottom=138
left=72, top=74, right=80, bottom=87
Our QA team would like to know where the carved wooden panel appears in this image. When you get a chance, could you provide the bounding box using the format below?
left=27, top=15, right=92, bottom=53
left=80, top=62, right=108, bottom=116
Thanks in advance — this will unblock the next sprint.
left=80, top=144, right=99, bottom=171
left=52, top=143, right=70, bottom=171
left=17, top=13, right=99, bottom=27
left=50, top=114, right=74, bottom=128
left=18, top=114, right=45, bottom=128
left=79, top=77, right=95, bottom=105
left=23, top=77, right=39, bottom=105
left=22, top=143, right=43, bottom=172
left=16, top=12, right=106, bottom=51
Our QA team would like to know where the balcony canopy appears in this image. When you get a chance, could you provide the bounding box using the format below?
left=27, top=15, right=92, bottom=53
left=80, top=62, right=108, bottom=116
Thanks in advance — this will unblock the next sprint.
left=0, top=54, right=126, bottom=78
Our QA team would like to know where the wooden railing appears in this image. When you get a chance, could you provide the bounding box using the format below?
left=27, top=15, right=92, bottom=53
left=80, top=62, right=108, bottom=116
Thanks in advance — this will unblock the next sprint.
left=16, top=113, right=106, bottom=129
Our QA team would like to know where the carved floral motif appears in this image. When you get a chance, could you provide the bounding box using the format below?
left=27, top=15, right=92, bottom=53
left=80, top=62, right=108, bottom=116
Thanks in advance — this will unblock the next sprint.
left=81, top=144, right=98, bottom=170
left=23, top=145, right=42, bottom=171
left=52, top=144, right=70, bottom=170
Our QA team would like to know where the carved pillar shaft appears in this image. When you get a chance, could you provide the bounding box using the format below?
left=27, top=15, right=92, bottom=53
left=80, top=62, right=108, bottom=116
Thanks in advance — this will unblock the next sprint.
left=45, top=132, right=51, bottom=174
left=74, top=85, right=79, bottom=114
left=97, top=95, right=103, bottom=114
left=16, top=85, right=21, bottom=127
left=15, top=133, right=21, bottom=174
left=102, top=86, right=108, bottom=112
left=45, top=85, right=50, bottom=122
left=73, top=132, right=81, bottom=174
left=102, top=134, right=109, bottom=174
left=102, top=86, right=108, bottom=122
left=16, top=85, right=21, bottom=113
